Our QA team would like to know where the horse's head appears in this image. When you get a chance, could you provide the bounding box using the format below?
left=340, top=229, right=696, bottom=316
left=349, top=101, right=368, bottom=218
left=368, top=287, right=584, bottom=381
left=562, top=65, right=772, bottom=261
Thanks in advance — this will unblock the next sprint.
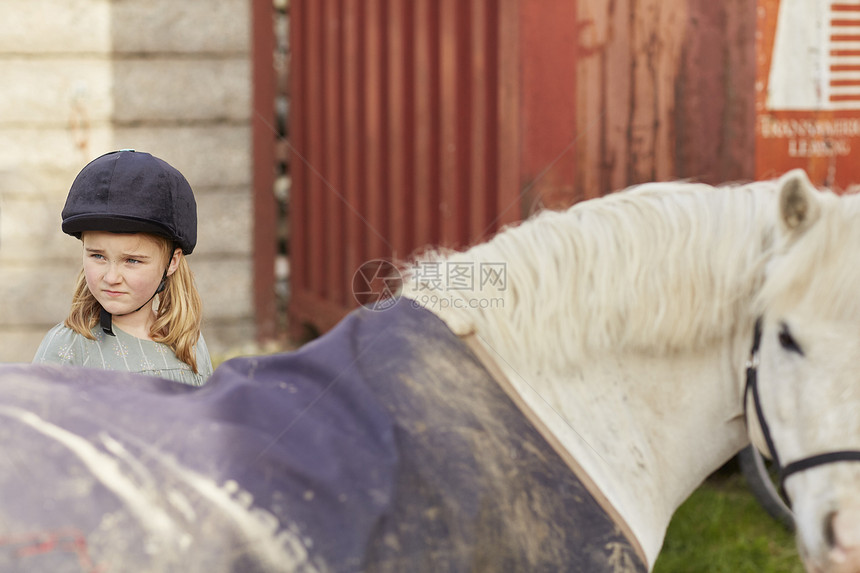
left=753, top=169, right=860, bottom=573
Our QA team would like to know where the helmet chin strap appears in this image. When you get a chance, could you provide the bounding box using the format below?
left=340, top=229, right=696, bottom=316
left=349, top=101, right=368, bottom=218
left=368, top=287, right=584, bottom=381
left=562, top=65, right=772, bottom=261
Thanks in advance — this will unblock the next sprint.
left=100, top=271, right=168, bottom=336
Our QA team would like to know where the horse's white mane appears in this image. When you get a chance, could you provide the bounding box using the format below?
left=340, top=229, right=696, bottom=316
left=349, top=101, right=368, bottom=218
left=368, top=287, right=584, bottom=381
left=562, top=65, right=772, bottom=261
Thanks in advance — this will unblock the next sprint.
left=402, top=179, right=789, bottom=372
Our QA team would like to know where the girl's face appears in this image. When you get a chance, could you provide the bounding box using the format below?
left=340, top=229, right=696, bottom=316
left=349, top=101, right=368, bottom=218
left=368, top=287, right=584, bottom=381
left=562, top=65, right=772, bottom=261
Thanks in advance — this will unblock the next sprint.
left=81, top=231, right=179, bottom=318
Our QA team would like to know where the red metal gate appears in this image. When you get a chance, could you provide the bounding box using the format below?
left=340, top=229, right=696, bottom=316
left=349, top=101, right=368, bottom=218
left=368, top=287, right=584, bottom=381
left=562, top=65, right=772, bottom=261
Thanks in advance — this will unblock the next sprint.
left=283, top=0, right=580, bottom=338
left=252, top=0, right=759, bottom=342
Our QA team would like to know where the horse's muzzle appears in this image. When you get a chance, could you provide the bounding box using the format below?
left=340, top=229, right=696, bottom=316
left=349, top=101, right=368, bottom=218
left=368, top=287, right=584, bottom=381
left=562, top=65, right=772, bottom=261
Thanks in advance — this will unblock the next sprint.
left=827, top=507, right=860, bottom=571
left=806, top=506, right=860, bottom=573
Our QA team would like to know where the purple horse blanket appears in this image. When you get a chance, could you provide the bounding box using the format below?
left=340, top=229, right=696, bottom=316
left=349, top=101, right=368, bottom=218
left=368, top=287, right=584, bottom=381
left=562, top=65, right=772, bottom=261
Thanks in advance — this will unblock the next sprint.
left=0, top=301, right=645, bottom=572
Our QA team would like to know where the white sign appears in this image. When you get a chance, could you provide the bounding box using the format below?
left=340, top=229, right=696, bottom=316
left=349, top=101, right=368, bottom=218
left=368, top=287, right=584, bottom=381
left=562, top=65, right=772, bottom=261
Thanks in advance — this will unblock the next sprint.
left=768, top=0, right=860, bottom=111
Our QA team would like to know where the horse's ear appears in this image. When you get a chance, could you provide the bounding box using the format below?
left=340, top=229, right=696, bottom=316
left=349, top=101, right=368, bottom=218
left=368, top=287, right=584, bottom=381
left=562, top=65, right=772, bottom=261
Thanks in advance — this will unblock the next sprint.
left=778, top=169, right=821, bottom=235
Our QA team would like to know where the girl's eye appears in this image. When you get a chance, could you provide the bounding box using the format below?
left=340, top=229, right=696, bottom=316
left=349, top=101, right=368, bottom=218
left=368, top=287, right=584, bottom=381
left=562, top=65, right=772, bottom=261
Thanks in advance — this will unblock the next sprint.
left=90, top=253, right=105, bottom=261
left=778, top=322, right=804, bottom=356
left=127, top=259, right=141, bottom=265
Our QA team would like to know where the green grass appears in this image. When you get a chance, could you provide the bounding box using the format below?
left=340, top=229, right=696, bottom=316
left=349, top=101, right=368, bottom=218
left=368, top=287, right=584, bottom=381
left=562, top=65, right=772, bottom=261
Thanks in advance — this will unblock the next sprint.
left=653, top=470, right=804, bottom=573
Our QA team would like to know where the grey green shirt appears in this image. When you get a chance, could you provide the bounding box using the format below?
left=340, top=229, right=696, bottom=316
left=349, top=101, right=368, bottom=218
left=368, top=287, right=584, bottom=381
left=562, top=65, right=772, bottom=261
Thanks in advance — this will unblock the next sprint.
left=33, top=323, right=213, bottom=386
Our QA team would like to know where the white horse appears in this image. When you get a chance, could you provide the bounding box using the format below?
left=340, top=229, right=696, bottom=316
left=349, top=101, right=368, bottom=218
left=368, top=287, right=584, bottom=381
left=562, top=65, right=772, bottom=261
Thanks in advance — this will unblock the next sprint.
left=3, top=169, right=859, bottom=572
left=400, top=169, right=860, bottom=573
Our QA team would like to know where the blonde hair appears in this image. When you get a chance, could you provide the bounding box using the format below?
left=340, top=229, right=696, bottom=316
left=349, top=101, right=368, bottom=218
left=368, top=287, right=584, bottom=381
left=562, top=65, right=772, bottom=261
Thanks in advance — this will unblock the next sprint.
left=65, top=234, right=204, bottom=373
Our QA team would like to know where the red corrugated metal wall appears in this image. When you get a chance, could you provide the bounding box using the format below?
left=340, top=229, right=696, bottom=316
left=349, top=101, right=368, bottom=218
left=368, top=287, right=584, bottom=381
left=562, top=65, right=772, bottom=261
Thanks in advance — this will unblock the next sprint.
left=286, top=0, right=581, bottom=338
left=253, top=0, right=758, bottom=341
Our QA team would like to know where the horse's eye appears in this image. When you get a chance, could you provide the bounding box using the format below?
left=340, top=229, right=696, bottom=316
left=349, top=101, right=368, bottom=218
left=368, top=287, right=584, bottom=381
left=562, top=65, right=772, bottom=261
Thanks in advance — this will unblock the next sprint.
left=778, top=323, right=804, bottom=356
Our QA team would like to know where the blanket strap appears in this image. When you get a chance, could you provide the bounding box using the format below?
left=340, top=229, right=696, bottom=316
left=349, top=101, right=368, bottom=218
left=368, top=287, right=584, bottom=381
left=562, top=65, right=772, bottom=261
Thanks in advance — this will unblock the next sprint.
left=460, top=333, right=649, bottom=569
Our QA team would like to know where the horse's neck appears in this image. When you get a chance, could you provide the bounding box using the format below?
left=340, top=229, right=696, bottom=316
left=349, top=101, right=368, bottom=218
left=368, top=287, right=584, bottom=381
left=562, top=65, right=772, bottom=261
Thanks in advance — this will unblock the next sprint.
left=420, top=184, right=774, bottom=368
left=481, top=341, right=750, bottom=567
left=401, top=185, right=778, bottom=567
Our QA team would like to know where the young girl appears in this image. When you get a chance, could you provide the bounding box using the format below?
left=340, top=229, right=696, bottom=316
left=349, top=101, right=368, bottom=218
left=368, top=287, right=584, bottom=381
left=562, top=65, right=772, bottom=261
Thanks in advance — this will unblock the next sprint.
left=33, top=150, right=213, bottom=386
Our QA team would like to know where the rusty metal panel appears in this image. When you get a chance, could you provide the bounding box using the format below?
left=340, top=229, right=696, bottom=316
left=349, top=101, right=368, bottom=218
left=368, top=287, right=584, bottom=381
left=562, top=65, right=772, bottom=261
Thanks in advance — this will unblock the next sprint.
left=576, top=0, right=757, bottom=191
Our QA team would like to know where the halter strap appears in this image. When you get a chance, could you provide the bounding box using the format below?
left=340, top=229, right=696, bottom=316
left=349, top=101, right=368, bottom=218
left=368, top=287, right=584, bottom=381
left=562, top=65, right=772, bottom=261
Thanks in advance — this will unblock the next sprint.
left=744, top=318, right=780, bottom=468
left=744, top=317, right=860, bottom=506
left=780, top=452, right=860, bottom=486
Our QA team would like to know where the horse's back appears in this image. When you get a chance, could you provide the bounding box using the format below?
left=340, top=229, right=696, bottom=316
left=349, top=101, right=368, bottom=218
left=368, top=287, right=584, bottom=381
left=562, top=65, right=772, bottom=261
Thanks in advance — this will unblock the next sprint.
left=351, top=302, right=645, bottom=572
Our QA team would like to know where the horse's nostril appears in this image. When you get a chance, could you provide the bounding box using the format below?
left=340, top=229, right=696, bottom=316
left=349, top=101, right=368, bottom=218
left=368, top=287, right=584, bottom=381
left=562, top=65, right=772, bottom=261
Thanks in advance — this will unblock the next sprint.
left=825, top=510, right=838, bottom=550
left=828, top=507, right=860, bottom=552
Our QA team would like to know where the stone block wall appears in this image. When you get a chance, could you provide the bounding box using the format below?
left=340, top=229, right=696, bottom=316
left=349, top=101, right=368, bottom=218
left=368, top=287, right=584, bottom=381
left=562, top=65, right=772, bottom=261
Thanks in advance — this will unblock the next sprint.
left=0, top=0, right=255, bottom=362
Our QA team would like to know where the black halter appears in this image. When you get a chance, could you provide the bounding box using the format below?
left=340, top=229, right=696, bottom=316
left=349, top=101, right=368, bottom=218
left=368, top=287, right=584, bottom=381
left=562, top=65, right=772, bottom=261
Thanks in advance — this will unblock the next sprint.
left=744, top=318, right=860, bottom=506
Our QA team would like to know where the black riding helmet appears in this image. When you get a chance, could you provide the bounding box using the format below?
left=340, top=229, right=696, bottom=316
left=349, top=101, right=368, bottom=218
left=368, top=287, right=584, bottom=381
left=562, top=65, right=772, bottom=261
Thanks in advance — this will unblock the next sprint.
left=62, top=149, right=197, bottom=255
left=62, top=150, right=198, bottom=335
